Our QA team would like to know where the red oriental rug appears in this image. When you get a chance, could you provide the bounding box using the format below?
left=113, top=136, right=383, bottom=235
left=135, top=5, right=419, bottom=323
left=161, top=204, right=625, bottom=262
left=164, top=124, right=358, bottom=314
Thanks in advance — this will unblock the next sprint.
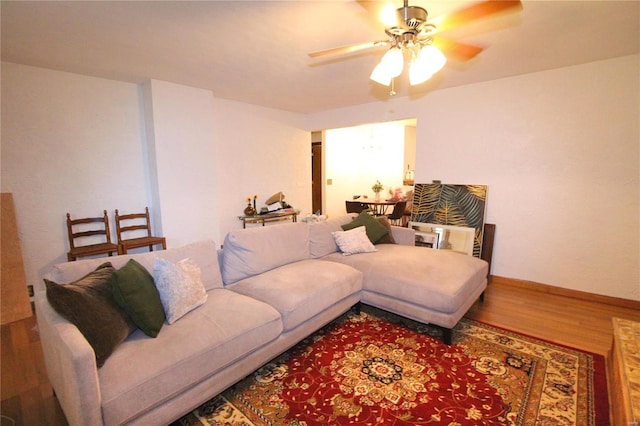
left=176, top=306, right=609, bottom=425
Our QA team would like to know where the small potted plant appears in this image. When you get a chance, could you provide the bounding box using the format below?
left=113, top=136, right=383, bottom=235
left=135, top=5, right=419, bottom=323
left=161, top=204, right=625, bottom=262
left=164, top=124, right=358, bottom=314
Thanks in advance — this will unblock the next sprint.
left=371, top=180, right=384, bottom=201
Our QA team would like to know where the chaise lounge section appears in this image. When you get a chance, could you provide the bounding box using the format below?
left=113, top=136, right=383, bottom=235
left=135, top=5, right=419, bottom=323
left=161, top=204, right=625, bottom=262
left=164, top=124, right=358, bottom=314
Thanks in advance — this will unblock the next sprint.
left=308, top=214, right=488, bottom=344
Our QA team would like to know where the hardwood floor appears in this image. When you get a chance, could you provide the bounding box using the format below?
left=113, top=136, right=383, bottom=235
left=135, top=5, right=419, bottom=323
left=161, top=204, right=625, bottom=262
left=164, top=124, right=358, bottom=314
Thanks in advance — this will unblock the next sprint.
left=467, top=277, right=640, bottom=357
left=2, top=278, right=638, bottom=426
left=1, top=311, right=67, bottom=426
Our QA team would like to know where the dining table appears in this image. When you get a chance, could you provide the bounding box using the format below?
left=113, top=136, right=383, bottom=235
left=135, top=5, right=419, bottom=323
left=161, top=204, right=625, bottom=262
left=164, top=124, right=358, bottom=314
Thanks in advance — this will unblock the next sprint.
left=362, top=200, right=398, bottom=216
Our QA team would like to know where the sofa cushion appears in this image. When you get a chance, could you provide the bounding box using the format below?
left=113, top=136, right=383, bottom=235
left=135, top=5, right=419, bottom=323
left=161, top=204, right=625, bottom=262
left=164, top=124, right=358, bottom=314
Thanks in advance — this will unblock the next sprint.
left=153, top=258, right=208, bottom=324
left=307, top=214, right=356, bottom=258
left=332, top=226, right=377, bottom=256
left=44, top=262, right=134, bottom=367
left=322, top=244, right=488, bottom=314
left=47, top=240, right=224, bottom=292
left=221, top=222, right=310, bottom=285
left=111, top=259, right=165, bottom=337
left=341, top=211, right=389, bottom=243
left=97, top=289, right=283, bottom=425
left=226, top=259, right=363, bottom=332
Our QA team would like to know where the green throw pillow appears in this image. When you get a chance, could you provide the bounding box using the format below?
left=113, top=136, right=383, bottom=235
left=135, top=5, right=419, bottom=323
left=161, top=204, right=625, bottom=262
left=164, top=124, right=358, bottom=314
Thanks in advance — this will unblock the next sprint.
left=45, top=262, right=134, bottom=368
left=111, top=259, right=165, bottom=338
left=341, top=211, right=389, bottom=244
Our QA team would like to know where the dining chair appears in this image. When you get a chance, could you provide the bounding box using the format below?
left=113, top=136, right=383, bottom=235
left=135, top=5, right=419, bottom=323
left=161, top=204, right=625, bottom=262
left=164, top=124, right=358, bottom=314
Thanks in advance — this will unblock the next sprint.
left=345, top=200, right=370, bottom=214
left=115, top=207, right=166, bottom=255
left=386, top=201, right=407, bottom=226
left=66, top=210, right=119, bottom=261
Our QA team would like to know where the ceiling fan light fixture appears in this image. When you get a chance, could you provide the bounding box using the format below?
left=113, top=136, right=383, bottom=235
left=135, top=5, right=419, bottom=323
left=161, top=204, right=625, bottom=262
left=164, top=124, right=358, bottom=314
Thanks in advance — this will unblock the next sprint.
left=408, top=44, right=446, bottom=85
left=419, top=45, right=447, bottom=74
left=310, top=0, right=523, bottom=92
left=370, top=47, right=404, bottom=86
left=380, top=47, right=404, bottom=78
left=370, top=63, right=393, bottom=86
left=409, top=62, right=432, bottom=85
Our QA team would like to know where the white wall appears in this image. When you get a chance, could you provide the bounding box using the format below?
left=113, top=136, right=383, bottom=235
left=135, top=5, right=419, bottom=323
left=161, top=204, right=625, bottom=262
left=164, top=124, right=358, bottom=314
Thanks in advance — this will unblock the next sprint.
left=210, top=97, right=310, bottom=235
left=1, top=63, right=148, bottom=288
left=1, top=63, right=310, bottom=291
left=142, top=81, right=310, bottom=245
left=418, top=56, right=639, bottom=301
left=306, top=55, right=640, bottom=301
left=404, top=126, right=416, bottom=178
left=2, top=56, right=638, bottom=301
left=142, top=80, right=219, bottom=247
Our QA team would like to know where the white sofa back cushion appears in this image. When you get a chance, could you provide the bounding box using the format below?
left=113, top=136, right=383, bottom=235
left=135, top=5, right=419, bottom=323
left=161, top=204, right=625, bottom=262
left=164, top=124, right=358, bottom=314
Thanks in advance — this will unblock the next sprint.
left=45, top=240, right=223, bottom=292
left=308, top=214, right=356, bottom=258
left=221, top=222, right=310, bottom=285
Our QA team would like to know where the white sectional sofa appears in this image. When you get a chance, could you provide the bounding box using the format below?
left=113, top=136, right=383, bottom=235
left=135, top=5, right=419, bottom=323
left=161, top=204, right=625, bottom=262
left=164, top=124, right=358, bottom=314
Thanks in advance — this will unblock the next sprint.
left=35, top=213, right=487, bottom=425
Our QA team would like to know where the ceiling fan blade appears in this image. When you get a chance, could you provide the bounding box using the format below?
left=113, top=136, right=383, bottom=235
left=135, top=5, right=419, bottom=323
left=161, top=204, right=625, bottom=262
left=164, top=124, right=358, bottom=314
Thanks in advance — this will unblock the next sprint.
left=356, top=0, right=401, bottom=27
left=433, top=38, right=483, bottom=61
left=308, top=41, right=381, bottom=58
left=433, top=0, right=522, bottom=33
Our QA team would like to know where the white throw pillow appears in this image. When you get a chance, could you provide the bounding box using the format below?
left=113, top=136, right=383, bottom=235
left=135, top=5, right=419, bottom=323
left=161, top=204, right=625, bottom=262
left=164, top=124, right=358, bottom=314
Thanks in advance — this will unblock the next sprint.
left=153, top=258, right=208, bottom=324
left=332, top=226, right=377, bottom=256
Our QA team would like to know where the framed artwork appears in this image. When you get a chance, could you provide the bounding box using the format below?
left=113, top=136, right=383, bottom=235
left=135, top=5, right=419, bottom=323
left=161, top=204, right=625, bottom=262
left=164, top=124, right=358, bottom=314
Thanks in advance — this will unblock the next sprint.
left=411, top=184, right=487, bottom=257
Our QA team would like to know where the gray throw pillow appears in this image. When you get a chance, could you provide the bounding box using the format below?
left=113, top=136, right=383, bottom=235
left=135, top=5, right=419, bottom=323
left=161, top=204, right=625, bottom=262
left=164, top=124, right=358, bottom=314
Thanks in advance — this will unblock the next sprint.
left=44, top=262, right=134, bottom=368
left=111, top=259, right=165, bottom=338
left=375, top=216, right=396, bottom=244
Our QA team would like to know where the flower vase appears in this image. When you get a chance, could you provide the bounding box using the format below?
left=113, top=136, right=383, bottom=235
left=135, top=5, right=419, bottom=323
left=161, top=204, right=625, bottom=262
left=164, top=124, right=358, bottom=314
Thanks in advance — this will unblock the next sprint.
left=374, top=192, right=380, bottom=202
left=244, top=203, right=255, bottom=216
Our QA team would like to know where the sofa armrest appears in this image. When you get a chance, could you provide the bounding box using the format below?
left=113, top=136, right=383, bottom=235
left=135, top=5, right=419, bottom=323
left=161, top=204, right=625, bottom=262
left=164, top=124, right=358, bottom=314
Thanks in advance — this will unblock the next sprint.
left=390, top=226, right=415, bottom=246
left=35, top=291, right=103, bottom=426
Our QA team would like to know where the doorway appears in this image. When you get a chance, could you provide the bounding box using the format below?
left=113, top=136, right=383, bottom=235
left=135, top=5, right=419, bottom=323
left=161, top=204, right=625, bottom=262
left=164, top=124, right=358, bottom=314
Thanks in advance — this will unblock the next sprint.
left=312, top=139, right=322, bottom=214
left=310, top=120, right=416, bottom=218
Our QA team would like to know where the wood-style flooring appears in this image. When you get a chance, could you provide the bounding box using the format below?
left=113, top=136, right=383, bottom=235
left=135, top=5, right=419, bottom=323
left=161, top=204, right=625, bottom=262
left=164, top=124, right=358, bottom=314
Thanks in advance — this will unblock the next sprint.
left=2, top=277, right=638, bottom=425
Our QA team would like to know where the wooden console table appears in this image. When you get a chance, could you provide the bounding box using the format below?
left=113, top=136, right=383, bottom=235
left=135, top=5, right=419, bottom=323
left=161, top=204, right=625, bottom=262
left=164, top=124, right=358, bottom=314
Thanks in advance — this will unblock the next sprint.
left=611, top=317, right=640, bottom=425
left=238, top=210, right=298, bottom=228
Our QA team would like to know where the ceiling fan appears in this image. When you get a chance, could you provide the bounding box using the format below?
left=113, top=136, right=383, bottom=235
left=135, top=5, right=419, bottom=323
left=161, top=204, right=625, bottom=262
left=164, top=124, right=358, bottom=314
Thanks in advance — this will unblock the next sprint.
left=309, top=0, right=522, bottom=90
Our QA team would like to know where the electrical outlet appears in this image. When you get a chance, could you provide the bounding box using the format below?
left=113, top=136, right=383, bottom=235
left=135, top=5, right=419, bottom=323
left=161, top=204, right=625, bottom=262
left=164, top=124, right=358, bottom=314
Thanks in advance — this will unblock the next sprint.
left=28, top=285, right=34, bottom=298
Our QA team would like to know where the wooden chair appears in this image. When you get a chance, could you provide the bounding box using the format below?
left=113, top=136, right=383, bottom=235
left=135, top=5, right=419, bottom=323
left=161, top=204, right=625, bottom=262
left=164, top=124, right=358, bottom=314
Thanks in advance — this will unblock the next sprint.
left=345, top=200, right=370, bottom=214
left=115, top=207, right=166, bottom=255
left=386, top=201, right=407, bottom=226
left=66, top=210, right=119, bottom=261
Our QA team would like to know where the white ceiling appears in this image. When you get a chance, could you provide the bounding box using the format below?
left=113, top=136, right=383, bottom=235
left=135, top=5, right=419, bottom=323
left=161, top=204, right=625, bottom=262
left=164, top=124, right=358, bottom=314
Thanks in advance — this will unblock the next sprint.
left=2, top=1, right=638, bottom=114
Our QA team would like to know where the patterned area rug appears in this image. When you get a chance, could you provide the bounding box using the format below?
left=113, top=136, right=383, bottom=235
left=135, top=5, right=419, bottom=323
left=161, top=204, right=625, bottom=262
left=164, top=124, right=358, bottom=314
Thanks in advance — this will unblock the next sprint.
left=176, top=306, right=609, bottom=426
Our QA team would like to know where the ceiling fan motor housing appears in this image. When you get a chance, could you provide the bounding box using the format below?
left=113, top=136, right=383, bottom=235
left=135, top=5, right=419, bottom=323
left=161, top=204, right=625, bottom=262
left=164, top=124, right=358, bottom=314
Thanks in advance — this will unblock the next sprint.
left=387, top=5, right=433, bottom=46
left=399, top=5, right=428, bottom=29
